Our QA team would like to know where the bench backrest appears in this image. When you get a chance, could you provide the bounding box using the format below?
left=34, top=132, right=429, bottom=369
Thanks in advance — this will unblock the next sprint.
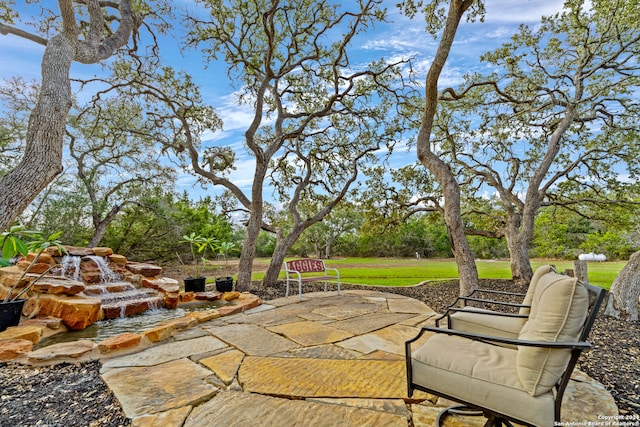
left=286, top=259, right=325, bottom=273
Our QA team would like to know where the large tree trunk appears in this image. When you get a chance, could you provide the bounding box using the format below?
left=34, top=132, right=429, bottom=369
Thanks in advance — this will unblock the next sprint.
left=0, top=34, right=72, bottom=231
left=235, top=163, right=269, bottom=292
left=441, top=180, right=478, bottom=296
left=417, top=0, right=479, bottom=296
left=87, top=205, right=123, bottom=248
left=263, top=229, right=303, bottom=287
left=605, top=250, right=640, bottom=322
left=236, top=206, right=262, bottom=292
left=503, top=214, right=534, bottom=284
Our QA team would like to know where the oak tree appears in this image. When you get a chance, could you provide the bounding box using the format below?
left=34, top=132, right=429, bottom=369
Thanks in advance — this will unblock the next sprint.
left=188, top=0, right=412, bottom=289
left=0, top=0, right=136, bottom=231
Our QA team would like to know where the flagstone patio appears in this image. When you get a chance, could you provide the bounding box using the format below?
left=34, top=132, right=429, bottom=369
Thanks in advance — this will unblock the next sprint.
left=96, top=291, right=618, bottom=426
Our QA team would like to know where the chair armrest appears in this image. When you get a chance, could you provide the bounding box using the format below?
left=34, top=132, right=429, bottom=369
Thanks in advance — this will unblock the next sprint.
left=467, top=288, right=527, bottom=298
left=457, top=296, right=530, bottom=309
left=434, top=306, right=528, bottom=327
left=447, top=307, right=529, bottom=318
left=415, top=325, right=592, bottom=350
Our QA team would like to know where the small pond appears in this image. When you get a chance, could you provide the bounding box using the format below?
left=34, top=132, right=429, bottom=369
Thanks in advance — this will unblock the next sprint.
left=35, top=299, right=230, bottom=349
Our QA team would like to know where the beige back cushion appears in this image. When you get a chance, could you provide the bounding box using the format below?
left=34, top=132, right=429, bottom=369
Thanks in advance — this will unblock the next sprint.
left=519, top=264, right=556, bottom=315
left=516, top=272, right=588, bottom=396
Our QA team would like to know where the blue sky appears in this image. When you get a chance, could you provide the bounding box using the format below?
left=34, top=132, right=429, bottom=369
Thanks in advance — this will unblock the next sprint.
left=0, top=0, right=566, bottom=201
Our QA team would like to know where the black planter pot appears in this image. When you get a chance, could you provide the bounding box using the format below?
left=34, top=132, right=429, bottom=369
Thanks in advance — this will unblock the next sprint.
left=184, top=277, right=207, bottom=293
left=215, top=277, right=234, bottom=293
left=0, top=299, right=26, bottom=332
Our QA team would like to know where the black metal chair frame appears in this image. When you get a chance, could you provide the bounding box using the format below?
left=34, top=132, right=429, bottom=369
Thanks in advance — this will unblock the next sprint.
left=406, top=281, right=607, bottom=427
left=434, top=288, right=531, bottom=328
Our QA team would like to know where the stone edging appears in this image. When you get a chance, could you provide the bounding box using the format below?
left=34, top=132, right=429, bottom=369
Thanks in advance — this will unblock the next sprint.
left=0, top=292, right=262, bottom=364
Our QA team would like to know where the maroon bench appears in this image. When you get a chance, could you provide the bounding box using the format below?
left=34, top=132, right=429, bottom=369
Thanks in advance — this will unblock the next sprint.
left=284, top=259, right=341, bottom=300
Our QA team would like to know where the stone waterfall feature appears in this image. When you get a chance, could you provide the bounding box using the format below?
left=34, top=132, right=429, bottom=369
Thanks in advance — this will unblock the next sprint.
left=66, top=255, right=166, bottom=320
left=0, top=246, right=180, bottom=330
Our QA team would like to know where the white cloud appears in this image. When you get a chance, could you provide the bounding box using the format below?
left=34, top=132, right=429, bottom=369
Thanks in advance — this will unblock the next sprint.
left=481, top=0, right=564, bottom=23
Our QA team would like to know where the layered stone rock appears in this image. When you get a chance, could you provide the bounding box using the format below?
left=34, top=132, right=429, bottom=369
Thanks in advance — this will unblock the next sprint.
left=98, top=332, right=142, bottom=353
left=27, top=339, right=96, bottom=362
left=0, top=339, right=33, bottom=361
left=0, top=325, right=44, bottom=344
left=36, top=294, right=102, bottom=330
left=142, top=277, right=180, bottom=309
left=92, top=247, right=113, bottom=257
left=31, top=277, right=85, bottom=296
left=126, top=262, right=163, bottom=277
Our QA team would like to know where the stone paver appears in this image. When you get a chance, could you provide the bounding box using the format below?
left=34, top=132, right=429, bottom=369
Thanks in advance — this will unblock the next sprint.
left=184, top=391, right=408, bottom=427
left=101, top=335, right=227, bottom=369
left=239, top=356, right=406, bottom=398
left=28, top=339, right=95, bottom=362
left=288, top=344, right=361, bottom=359
left=309, top=397, right=412, bottom=419
left=311, top=302, right=382, bottom=320
left=102, top=358, right=217, bottom=418
left=199, top=349, right=245, bottom=384
left=563, top=370, right=619, bottom=422
left=387, top=297, right=435, bottom=314
left=206, top=323, right=300, bottom=355
left=266, top=320, right=354, bottom=346
left=337, top=323, right=425, bottom=356
left=330, top=312, right=415, bottom=335
left=131, top=405, right=191, bottom=427
left=228, top=304, right=317, bottom=326
left=412, top=403, right=489, bottom=427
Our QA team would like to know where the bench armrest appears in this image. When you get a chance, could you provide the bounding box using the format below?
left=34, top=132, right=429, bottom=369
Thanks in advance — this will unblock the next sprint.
left=325, top=267, right=340, bottom=278
left=285, top=269, right=302, bottom=281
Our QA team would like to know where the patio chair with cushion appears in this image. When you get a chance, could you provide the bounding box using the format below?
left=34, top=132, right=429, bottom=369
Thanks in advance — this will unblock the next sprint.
left=405, top=271, right=606, bottom=427
left=439, top=264, right=556, bottom=340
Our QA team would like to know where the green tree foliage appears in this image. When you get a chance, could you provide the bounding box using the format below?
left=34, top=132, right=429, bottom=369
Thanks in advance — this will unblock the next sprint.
left=68, top=97, right=176, bottom=247
left=0, top=78, right=35, bottom=177
left=27, top=177, right=94, bottom=247
left=102, top=193, right=236, bottom=263
left=293, top=202, right=364, bottom=259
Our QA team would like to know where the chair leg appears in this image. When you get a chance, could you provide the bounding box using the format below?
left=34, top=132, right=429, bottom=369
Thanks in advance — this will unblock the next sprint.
left=436, top=404, right=484, bottom=427
left=482, top=415, right=515, bottom=427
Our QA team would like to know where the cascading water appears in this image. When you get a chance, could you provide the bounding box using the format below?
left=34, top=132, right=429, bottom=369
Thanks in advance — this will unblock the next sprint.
left=61, top=255, right=81, bottom=281
left=86, top=255, right=122, bottom=283
left=59, top=254, right=165, bottom=320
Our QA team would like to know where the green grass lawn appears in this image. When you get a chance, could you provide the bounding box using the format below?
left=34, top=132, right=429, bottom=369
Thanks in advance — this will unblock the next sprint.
left=253, top=257, right=625, bottom=289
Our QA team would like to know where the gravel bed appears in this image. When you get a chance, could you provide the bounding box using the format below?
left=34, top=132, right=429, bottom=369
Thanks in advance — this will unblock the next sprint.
left=0, top=360, right=128, bottom=427
left=0, top=279, right=637, bottom=426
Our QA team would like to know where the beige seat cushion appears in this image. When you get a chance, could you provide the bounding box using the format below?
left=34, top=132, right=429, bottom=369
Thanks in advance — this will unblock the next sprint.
left=411, top=334, right=555, bottom=426
left=517, top=273, right=588, bottom=396
left=449, top=308, right=524, bottom=340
